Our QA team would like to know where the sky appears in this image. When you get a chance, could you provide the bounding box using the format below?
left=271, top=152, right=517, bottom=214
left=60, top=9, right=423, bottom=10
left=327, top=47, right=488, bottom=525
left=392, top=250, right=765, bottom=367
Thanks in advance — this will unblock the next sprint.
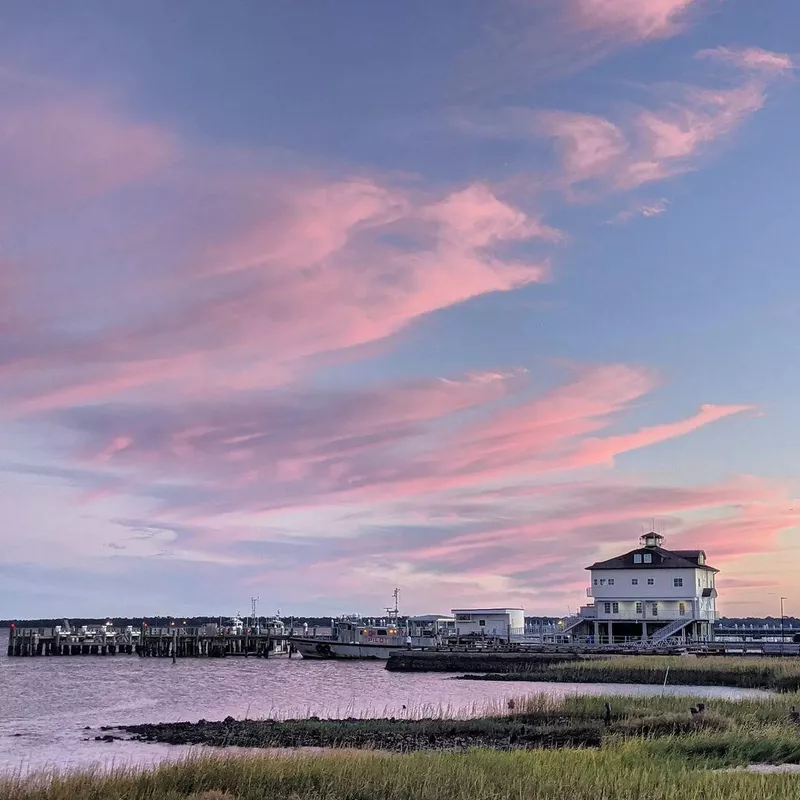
left=1, top=0, right=799, bottom=620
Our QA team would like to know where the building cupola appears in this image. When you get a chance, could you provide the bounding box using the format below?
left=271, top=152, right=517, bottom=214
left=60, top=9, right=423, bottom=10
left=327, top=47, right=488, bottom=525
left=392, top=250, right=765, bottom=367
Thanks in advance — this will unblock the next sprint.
left=640, top=531, right=665, bottom=548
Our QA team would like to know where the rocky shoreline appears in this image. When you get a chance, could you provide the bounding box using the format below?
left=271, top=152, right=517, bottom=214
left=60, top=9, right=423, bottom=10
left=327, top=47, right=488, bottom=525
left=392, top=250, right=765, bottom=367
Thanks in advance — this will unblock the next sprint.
left=117, top=711, right=718, bottom=753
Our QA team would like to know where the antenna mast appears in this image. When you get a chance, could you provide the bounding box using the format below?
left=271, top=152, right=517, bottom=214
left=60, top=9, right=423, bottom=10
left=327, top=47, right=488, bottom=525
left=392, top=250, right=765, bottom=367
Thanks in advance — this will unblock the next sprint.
left=385, top=588, right=400, bottom=620
left=250, top=596, right=259, bottom=627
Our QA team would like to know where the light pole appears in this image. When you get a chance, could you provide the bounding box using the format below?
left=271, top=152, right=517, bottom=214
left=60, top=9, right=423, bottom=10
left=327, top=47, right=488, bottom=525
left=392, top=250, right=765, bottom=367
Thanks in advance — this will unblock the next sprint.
left=780, top=597, right=787, bottom=656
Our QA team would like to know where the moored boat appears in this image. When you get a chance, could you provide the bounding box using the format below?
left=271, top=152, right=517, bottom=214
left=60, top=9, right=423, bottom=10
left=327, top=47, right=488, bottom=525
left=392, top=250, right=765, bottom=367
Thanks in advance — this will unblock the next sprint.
left=291, top=618, right=408, bottom=659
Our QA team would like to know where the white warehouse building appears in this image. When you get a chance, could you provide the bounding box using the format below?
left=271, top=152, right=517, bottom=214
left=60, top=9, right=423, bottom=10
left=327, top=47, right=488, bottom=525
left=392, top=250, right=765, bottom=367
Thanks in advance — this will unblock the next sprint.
left=451, top=608, right=525, bottom=641
left=567, top=531, right=718, bottom=644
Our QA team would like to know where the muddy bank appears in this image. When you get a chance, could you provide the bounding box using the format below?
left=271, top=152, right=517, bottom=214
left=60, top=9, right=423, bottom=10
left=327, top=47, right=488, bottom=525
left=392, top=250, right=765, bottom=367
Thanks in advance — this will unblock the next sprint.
left=120, top=716, right=601, bottom=752
left=119, top=711, right=725, bottom=753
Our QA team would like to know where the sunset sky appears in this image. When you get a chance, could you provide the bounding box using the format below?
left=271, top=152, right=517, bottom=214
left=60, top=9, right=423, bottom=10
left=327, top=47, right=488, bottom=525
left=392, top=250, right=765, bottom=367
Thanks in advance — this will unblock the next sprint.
left=1, top=1, right=798, bottom=619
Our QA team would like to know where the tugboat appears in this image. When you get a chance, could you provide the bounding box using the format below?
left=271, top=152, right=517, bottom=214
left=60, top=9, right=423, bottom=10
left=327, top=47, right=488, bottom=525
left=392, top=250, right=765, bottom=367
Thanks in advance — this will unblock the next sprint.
left=291, top=589, right=410, bottom=660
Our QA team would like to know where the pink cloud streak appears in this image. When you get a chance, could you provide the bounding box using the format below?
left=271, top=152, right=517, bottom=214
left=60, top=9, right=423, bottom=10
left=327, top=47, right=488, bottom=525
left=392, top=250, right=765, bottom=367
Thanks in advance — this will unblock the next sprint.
left=571, top=0, right=701, bottom=42
left=697, top=46, right=795, bottom=74
left=57, top=363, right=756, bottom=523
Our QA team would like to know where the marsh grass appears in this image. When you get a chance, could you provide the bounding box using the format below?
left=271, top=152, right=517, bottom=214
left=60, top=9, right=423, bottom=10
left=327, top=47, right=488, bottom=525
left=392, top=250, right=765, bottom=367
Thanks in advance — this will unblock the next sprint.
left=6, top=692, right=800, bottom=799
left=472, top=656, right=800, bottom=691
left=4, top=745, right=800, bottom=800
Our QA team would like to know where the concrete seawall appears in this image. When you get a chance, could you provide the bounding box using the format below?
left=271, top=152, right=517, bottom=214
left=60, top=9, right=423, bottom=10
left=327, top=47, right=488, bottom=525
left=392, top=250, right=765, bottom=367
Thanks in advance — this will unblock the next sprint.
left=386, top=650, right=580, bottom=673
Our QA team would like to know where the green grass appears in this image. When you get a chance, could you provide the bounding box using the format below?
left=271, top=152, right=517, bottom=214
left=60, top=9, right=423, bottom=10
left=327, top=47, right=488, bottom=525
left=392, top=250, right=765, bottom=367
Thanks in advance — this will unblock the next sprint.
left=467, top=656, right=800, bottom=691
left=3, top=745, right=800, bottom=800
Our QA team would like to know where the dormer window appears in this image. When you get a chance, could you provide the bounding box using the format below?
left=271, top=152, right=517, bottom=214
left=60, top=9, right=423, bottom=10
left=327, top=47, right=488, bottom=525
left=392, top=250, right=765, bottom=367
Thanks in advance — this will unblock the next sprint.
left=633, top=554, right=643, bottom=564
left=643, top=553, right=652, bottom=563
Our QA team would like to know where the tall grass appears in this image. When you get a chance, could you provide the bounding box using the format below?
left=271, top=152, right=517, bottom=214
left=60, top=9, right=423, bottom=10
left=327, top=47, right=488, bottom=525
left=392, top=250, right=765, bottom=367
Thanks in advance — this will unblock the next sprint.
left=3, top=745, right=800, bottom=800
left=481, top=656, right=800, bottom=691
left=5, top=693, right=800, bottom=799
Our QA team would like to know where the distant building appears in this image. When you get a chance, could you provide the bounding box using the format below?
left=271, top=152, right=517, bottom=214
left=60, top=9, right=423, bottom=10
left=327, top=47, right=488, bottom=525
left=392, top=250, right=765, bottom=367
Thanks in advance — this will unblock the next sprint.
left=451, top=608, right=525, bottom=641
left=568, top=532, right=718, bottom=644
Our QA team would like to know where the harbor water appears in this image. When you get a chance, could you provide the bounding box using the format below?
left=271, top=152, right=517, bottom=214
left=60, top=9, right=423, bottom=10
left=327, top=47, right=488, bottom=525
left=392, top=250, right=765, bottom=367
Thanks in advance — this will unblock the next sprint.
left=0, top=630, right=772, bottom=775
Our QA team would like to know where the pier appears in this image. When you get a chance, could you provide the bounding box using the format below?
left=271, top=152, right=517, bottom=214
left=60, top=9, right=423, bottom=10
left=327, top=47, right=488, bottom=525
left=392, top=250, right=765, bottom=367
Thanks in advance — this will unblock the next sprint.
left=6, top=622, right=293, bottom=658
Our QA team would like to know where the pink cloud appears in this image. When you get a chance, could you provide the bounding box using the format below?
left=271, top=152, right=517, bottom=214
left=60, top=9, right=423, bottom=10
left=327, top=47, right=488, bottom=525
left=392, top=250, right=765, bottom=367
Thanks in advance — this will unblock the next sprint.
left=55, top=362, right=756, bottom=522
left=620, top=82, right=766, bottom=187
left=466, top=44, right=790, bottom=197
left=240, top=476, right=795, bottom=614
left=672, top=502, right=800, bottom=558
left=2, top=174, right=552, bottom=410
left=534, top=111, right=628, bottom=185
left=529, top=75, right=776, bottom=193
left=570, top=0, right=701, bottom=42
left=0, top=72, right=176, bottom=216
left=468, top=0, right=708, bottom=92
left=697, top=46, right=795, bottom=74
left=566, top=403, right=754, bottom=468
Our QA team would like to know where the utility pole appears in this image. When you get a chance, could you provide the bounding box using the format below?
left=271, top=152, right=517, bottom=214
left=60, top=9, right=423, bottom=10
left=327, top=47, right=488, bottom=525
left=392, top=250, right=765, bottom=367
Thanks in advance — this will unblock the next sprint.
left=780, top=597, right=787, bottom=657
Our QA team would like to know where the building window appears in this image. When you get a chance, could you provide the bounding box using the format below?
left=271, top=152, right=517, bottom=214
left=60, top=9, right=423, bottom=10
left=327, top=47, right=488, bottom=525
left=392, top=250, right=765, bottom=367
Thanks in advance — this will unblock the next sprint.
left=604, top=602, right=611, bottom=614
left=456, top=614, right=471, bottom=622
left=679, top=603, right=686, bottom=616
left=647, top=578, right=654, bottom=585
left=612, top=602, right=619, bottom=614
left=593, top=579, right=598, bottom=585
left=633, top=554, right=642, bottom=564
left=608, top=578, right=615, bottom=586
left=651, top=603, right=658, bottom=617
left=643, top=553, right=653, bottom=563
left=631, top=578, right=638, bottom=585
left=479, top=619, right=485, bottom=626
left=635, top=602, right=643, bottom=614
left=673, top=578, right=683, bottom=587
left=599, top=579, right=606, bottom=585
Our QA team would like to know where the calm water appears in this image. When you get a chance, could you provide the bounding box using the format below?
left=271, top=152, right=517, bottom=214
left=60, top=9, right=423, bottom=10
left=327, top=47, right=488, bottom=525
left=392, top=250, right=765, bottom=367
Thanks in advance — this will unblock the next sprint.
left=0, top=630, right=771, bottom=775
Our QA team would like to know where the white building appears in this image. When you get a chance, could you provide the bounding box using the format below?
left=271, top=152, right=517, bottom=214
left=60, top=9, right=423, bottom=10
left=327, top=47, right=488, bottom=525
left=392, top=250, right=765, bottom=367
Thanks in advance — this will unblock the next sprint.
left=451, top=608, right=525, bottom=641
left=571, top=532, right=718, bottom=643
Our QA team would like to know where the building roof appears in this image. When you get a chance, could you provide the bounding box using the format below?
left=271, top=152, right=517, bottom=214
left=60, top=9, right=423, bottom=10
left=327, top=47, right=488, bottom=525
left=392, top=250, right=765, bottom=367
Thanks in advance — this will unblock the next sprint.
left=585, top=546, right=718, bottom=573
left=451, top=608, right=525, bottom=614
left=408, top=614, right=455, bottom=622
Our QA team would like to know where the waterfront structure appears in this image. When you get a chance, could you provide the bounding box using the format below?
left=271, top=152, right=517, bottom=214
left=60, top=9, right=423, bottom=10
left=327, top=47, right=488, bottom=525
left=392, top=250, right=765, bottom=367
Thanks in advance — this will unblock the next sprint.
left=7, top=617, right=291, bottom=658
left=451, top=608, right=525, bottom=641
left=569, top=532, right=718, bottom=644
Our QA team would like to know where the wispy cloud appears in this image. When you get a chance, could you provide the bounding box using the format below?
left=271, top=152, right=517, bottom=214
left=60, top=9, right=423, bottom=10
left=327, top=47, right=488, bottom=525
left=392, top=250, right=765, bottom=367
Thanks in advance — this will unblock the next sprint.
left=607, top=198, right=669, bottom=224
left=569, top=0, right=703, bottom=43
left=466, top=47, right=791, bottom=198
left=2, top=174, right=554, bottom=411
left=48, top=363, right=753, bottom=522
left=697, top=46, right=795, bottom=74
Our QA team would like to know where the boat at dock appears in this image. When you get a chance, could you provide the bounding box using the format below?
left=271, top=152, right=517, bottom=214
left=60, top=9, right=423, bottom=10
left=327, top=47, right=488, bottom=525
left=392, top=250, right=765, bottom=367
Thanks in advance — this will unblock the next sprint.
left=290, top=589, right=448, bottom=660
left=291, top=617, right=409, bottom=659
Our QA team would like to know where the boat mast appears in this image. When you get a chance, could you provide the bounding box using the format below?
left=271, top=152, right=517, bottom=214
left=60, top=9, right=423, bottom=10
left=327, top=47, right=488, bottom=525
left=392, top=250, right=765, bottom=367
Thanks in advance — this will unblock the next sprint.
left=385, top=588, right=400, bottom=622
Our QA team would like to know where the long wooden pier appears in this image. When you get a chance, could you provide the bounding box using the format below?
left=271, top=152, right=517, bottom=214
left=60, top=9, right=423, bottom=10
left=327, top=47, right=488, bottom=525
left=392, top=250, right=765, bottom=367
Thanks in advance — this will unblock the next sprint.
left=6, top=623, right=293, bottom=658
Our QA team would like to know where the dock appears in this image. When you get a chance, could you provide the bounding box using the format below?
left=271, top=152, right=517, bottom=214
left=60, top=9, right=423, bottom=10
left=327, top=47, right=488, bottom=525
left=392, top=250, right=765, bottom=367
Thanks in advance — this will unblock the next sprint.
left=6, top=623, right=293, bottom=658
